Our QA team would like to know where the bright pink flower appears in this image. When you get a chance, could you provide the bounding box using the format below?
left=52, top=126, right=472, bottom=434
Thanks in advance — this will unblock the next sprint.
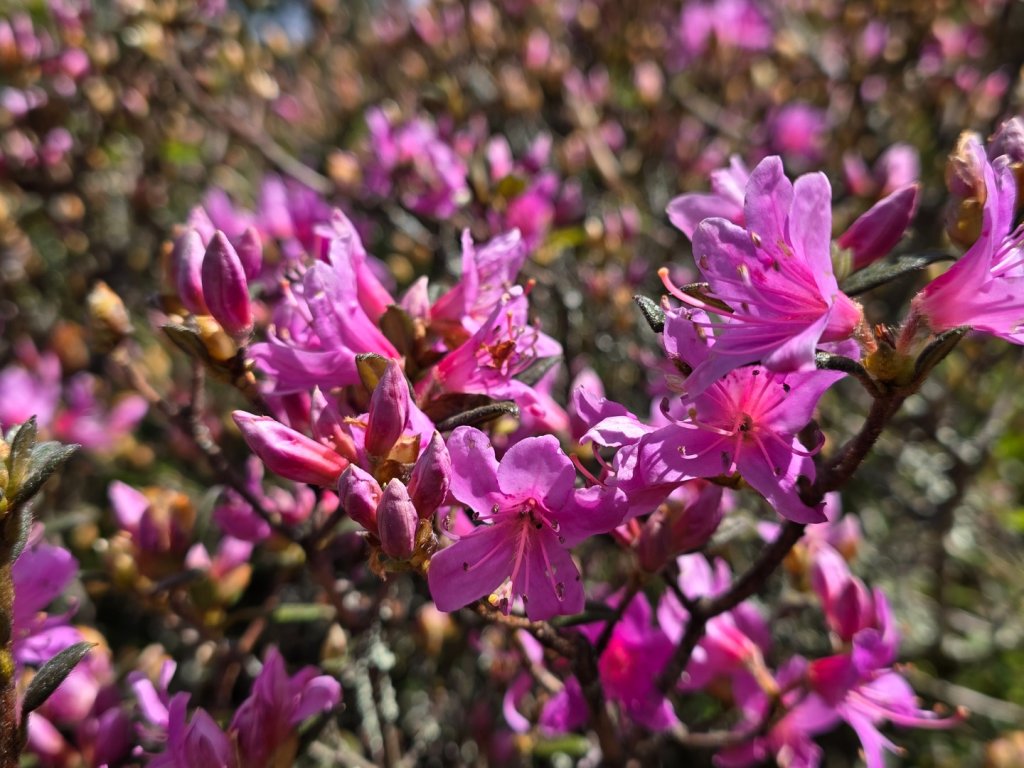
left=665, top=156, right=863, bottom=394
left=230, top=648, right=341, bottom=766
left=667, top=155, right=750, bottom=239
left=635, top=309, right=841, bottom=522
left=912, top=136, right=1024, bottom=343
left=428, top=426, right=625, bottom=620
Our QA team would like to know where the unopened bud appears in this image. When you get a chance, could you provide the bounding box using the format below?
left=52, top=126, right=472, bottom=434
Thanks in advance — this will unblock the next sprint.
left=338, top=465, right=382, bottom=532
left=173, top=229, right=208, bottom=314
left=202, top=232, right=253, bottom=340
left=636, top=508, right=672, bottom=573
left=236, top=226, right=263, bottom=280
left=408, top=431, right=451, bottom=520
left=233, top=411, right=348, bottom=486
left=836, top=184, right=919, bottom=270
left=365, top=360, right=409, bottom=459
left=377, top=479, right=417, bottom=559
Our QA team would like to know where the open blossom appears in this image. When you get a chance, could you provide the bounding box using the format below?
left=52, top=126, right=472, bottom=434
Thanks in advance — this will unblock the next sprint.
left=427, top=426, right=625, bottom=620
left=667, top=155, right=750, bottom=239
left=632, top=308, right=842, bottom=523
left=134, top=649, right=340, bottom=767
left=911, top=134, right=1024, bottom=343
left=664, top=156, right=863, bottom=394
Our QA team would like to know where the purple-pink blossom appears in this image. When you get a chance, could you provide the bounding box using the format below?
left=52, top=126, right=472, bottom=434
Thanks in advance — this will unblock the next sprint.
left=427, top=426, right=625, bottom=620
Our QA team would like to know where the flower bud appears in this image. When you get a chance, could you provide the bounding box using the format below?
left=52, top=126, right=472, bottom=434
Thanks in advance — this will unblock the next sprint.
left=233, top=411, right=348, bottom=486
left=202, top=231, right=253, bottom=340
left=408, top=431, right=451, bottom=520
left=377, top=479, right=417, bottom=559
left=236, top=225, right=263, bottom=280
left=836, top=184, right=919, bottom=270
left=635, top=508, right=673, bottom=573
left=365, top=360, right=409, bottom=459
left=173, top=229, right=208, bottom=314
left=337, top=465, right=382, bottom=531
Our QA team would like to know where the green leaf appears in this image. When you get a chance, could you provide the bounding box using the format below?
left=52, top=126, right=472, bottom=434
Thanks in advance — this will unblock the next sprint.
left=355, top=353, right=391, bottom=393
left=22, top=642, right=95, bottom=716
left=379, top=306, right=417, bottom=359
left=913, top=327, right=968, bottom=382
left=516, top=356, right=561, bottom=387
left=434, top=400, right=519, bottom=432
left=11, top=442, right=79, bottom=507
left=633, top=295, right=665, bottom=333
left=840, top=251, right=955, bottom=296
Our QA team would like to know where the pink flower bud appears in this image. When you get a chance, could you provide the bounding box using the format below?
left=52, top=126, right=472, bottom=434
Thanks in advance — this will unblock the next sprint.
left=635, top=509, right=673, bottom=573
left=365, top=360, right=409, bottom=458
left=202, top=231, right=253, bottom=340
left=337, top=465, right=382, bottom=531
left=377, top=479, right=418, bottom=559
left=236, top=226, right=263, bottom=280
left=173, top=229, right=208, bottom=314
left=836, top=184, right=919, bottom=270
left=233, top=411, right=348, bottom=486
left=408, top=431, right=451, bottom=520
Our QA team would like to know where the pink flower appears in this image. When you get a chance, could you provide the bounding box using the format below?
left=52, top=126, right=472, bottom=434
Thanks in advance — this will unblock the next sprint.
left=230, top=648, right=342, bottom=766
left=664, top=156, right=863, bottom=394
left=911, top=136, right=1024, bottom=343
left=634, top=308, right=842, bottom=523
left=667, top=155, right=750, bottom=239
left=427, top=426, right=625, bottom=620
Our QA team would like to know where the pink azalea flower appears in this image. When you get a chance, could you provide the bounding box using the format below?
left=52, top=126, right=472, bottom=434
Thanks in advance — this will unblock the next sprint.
left=427, top=426, right=625, bottom=620
left=634, top=308, right=842, bottom=523
left=230, top=648, right=342, bottom=766
left=663, top=156, right=863, bottom=394
left=667, top=155, right=750, bottom=239
left=911, top=135, right=1024, bottom=343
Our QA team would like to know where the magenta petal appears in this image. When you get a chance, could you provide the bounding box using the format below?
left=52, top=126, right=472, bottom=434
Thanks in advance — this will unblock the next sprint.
left=513, top=533, right=583, bottom=620
left=428, top=523, right=514, bottom=612
left=736, top=438, right=825, bottom=523
left=291, top=676, right=342, bottom=723
left=760, top=308, right=832, bottom=372
left=743, top=156, right=793, bottom=252
left=787, top=172, right=835, bottom=294
left=668, top=193, right=741, bottom=239
left=446, top=426, right=503, bottom=513
left=496, top=435, right=575, bottom=509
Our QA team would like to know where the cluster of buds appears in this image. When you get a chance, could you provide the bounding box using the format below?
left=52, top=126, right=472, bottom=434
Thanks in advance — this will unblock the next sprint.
left=166, top=223, right=259, bottom=369
left=337, top=362, right=452, bottom=572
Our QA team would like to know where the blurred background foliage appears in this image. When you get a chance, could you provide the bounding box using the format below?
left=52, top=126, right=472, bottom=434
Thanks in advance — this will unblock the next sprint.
left=3, top=0, right=1024, bottom=764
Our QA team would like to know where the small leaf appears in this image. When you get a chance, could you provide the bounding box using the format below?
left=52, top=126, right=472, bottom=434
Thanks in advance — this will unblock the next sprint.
left=379, top=306, right=417, bottom=358
left=516, top=356, right=561, bottom=387
left=8, top=416, right=38, bottom=490
left=435, top=400, right=519, bottom=432
left=840, top=251, right=955, bottom=296
left=356, top=353, right=391, bottom=393
left=914, top=327, right=968, bottom=381
left=9, top=504, right=33, bottom=562
left=22, top=642, right=95, bottom=716
left=633, top=295, right=665, bottom=333
left=494, top=174, right=528, bottom=199
left=421, top=392, right=500, bottom=423
left=11, top=442, right=78, bottom=507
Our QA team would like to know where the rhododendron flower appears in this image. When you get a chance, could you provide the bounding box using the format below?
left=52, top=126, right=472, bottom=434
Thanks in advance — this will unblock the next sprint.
left=912, top=135, right=1024, bottom=343
left=667, top=155, right=750, bottom=239
left=428, top=426, right=625, bottom=620
left=664, top=156, right=863, bottom=394
left=634, top=308, right=843, bottom=522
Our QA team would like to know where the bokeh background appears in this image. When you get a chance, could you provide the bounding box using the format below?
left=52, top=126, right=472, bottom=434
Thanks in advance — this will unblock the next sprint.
left=3, top=0, right=1024, bottom=764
